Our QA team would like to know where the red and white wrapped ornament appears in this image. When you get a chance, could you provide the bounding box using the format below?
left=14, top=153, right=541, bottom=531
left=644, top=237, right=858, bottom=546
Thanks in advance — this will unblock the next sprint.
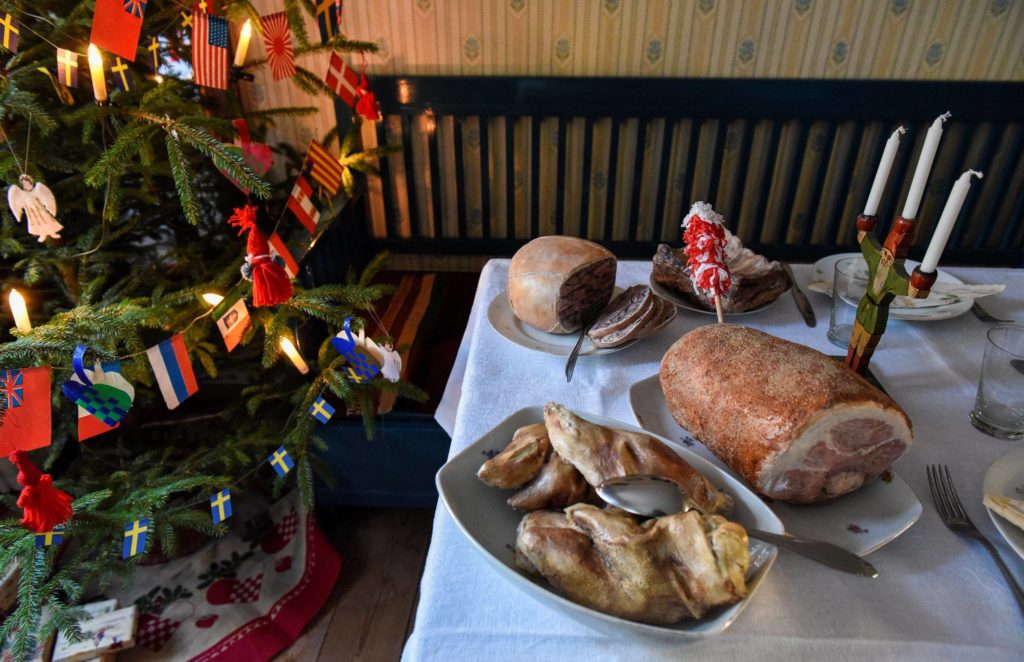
left=228, top=204, right=294, bottom=307
left=682, top=201, right=732, bottom=323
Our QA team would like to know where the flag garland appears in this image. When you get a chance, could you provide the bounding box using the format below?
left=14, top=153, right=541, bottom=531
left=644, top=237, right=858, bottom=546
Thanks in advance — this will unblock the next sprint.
left=268, top=446, right=295, bottom=478
left=122, top=519, right=150, bottom=559
left=287, top=175, right=322, bottom=232
left=304, top=141, right=344, bottom=196
left=145, top=333, right=198, bottom=410
left=260, top=12, right=295, bottom=81
left=309, top=396, right=334, bottom=424
left=210, top=489, right=232, bottom=524
left=191, top=9, right=228, bottom=90
left=315, top=0, right=342, bottom=44
left=35, top=526, right=65, bottom=548
left=110, top=57, right=132, bottom=92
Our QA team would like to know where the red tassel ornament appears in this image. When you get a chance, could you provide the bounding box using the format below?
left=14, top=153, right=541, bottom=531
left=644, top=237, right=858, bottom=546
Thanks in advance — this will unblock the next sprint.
left=229, top=204, right=294, bottom=307
left=9, top=450, right=74, bottom=533
left=355, top=74, right=381, bottom=122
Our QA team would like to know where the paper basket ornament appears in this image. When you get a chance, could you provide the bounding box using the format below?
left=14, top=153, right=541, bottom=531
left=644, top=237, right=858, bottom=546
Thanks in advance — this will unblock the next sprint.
left=62, top=346, right=134, bottom=428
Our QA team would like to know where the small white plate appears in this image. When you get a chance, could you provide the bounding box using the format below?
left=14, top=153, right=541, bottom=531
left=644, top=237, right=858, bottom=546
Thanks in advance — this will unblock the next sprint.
left=437, top=406, right=782, bottom=639
left=983, top=447, right=1024, bottom=561
left=807, top=253, right=971, bottom=321
left=650, top=275, right=779, bottom=316
left=487, top=289, right=675, bottom=357
left=628, top=374, right=922, bottom=555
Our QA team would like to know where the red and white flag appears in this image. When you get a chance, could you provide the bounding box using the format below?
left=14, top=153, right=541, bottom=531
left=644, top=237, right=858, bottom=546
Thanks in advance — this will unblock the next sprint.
left=192, top=8, right=229, bottom=90
left=90, top=0, right=147, bottom=61
left=304, top=141, right=344, bottom=196
left=324, top=52, right=359, bottom=106
left=0, top=367, right=52, bottom=454
left=269, top=232, right=299, bottom=278
left=260, top=12, right=295, bottom=80
left=287, top=175, right=322, bottom=232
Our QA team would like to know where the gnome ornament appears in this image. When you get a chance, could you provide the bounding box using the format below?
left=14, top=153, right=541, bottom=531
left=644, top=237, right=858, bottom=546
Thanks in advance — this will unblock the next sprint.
left=354, top=73, right=381, bottom=122
left=8, top=174, right=62, bottom=241
left=229, top=204, right=293, bottom=307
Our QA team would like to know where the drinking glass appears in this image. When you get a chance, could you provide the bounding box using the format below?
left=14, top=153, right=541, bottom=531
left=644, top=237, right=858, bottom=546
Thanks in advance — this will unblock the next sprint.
left=970, top=325, right=1024, bottom=440
left=827, top=257, right=868, bottom=349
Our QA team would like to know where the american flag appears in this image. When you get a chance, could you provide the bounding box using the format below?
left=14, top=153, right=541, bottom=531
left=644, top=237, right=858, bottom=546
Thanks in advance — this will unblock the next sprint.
left=192, top=9, right=228, bottom=90
left=261, top=12, right=295, bottom=81
left=304, top=141, right=344, bottom=196
left=325, top=52, right=359, bottom=106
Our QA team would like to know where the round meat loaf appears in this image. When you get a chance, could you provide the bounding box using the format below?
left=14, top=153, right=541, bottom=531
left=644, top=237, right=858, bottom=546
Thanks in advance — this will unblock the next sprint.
left=660, top=325, right=913, bottom=504
left=508, top=236, right=616, bottom=334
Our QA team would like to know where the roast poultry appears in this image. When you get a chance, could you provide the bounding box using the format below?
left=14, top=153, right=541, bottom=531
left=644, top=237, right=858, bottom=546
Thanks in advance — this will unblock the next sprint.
left=515, top=504, right=749, bottom=623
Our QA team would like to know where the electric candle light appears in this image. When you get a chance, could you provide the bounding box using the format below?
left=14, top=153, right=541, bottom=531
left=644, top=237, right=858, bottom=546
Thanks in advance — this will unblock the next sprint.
left=7, top=289, right=31, bottom=334
left=919, top=170, right=983, bottom=273
left=863, top=126, right=905, bottom=217
left=202, top=293, right=225, bottom=306
left=279, top=337, right=309, bottom=374
left=87, top=44, right=107, bottom=104
left=234, top=19, right=252, bottom=68
left=902, top=112, right=951, bottom=219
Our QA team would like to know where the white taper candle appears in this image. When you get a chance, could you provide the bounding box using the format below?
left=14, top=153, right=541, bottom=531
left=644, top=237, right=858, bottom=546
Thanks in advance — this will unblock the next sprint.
left=87, top=44, right=107, bottom=103
left=7, top=289, right=31, bottom=334
left=919, top=170, right=982, bottom=273
left=233, top=20, right=252, bottom=68
left=901, top=112, right=951, bottom=219
left=864, top=126, right=906, bottom=216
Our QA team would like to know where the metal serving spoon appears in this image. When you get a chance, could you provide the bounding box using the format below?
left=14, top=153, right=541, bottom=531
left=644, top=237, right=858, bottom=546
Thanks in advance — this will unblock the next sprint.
left=596, top=474, right=878, bottom=578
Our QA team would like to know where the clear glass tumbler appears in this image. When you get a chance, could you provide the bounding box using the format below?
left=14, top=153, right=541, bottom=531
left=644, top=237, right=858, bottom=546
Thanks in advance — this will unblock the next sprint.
left=970, top=325, right=1024, bottom=440
left=827, top=257, right=868, bottom=349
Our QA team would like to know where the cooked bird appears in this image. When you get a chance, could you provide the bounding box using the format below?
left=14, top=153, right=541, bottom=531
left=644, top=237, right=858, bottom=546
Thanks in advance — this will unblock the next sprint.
left=543, top=403, right=733, bottom=514
left=508, top=452, right=594, bottom=510
left=477, top=423, right=551, bottom=489
left=515, top=504, right=749, bottom=623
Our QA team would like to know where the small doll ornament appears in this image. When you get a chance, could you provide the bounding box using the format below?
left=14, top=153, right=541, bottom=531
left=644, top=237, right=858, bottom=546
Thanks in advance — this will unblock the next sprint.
left=8, top=174, right=62, bottom=241
left=9, top=449, right=74, bottom=533
left=229, top=204, right=293, bottom=307
left=354, top=74, right=381, bottom=122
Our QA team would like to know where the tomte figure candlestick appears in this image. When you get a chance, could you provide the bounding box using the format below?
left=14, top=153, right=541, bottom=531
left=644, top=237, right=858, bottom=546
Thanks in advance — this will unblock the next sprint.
left=845, top=214, right=937, bottom=374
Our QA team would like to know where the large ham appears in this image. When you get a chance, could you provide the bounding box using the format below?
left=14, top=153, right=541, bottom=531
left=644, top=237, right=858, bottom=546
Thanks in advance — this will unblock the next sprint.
left=660, top=325, right=913, bottom=504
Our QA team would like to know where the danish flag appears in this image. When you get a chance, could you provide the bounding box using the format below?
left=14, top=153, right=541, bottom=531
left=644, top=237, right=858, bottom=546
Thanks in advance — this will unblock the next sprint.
left=325, top=52, right=359, bottom=106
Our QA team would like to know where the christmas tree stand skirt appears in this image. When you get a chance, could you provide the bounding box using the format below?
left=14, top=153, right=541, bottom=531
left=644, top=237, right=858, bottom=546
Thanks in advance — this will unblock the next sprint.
left=112, top=490, right=339, bottom=661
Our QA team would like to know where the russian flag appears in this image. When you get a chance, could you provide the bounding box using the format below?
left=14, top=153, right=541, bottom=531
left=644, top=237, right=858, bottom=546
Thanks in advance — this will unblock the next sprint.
left=146, top=333, right=198, bottom=410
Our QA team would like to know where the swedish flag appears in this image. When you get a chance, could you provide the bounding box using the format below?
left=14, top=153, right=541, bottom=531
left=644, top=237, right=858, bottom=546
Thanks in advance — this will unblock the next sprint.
left=210, top=489, right=232, bottom=524
left=122, top=518, right=150, bottom=559
left=268, top=446, right=295, bottom=478
left=309, top=396, right=335, bottom=424
left=111, top=57, right=132, bottom=93
left=35, top=526, right=65, bottom=548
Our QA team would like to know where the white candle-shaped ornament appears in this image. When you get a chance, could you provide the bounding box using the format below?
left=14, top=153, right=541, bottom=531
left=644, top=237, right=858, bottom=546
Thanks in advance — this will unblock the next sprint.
left=7, top=289, right=31, bottom=334
left=202, top=293, right=224, bottom=306
left=863, top=126, right=906, bottom=216
left=901, top=112, right=951, bottom=219
left=87, top=44, right=107, bottom=103
left=234, top=19, right=252, bottom=68
left=919, top=170, right=983, bottom=273
left=279, top=337, right=309, bottom=374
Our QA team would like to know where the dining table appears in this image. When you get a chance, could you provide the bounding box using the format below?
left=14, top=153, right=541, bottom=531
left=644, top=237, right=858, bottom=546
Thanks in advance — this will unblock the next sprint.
left=406, top=259, right=1024, bottom=661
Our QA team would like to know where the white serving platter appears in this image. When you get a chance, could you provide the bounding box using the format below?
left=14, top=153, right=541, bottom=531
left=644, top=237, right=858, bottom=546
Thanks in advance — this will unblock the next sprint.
left=628, top=374, right=923, bottom=556
left=436, top=405, right=783, bottom=639
left=983, top=446, right=1024, bottom=562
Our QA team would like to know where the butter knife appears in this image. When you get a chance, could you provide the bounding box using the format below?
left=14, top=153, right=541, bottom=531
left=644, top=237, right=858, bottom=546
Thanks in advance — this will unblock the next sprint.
left=782, top=263, right=817, bottom=328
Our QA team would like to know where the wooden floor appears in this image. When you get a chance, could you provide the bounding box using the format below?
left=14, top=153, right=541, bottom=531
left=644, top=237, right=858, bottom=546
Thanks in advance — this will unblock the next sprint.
left=274, top=507, right=435, bottom=662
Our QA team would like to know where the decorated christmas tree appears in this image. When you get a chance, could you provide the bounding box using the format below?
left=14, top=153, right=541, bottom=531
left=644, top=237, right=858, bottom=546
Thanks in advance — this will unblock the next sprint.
left=0, top=1, right=416, bottom=657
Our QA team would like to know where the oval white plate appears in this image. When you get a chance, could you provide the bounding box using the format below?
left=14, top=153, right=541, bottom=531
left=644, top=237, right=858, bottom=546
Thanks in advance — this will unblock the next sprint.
left=628, top=374, right=922, bottom=556
left=436, top=406, right=782, bottom=639
left=487, top=289, right=675, bottom=357
left=650, top=274, right=779, bottom=316
left=807, top=252, right=971, bottom=321
left=983, top=447, right=1024, bottom=562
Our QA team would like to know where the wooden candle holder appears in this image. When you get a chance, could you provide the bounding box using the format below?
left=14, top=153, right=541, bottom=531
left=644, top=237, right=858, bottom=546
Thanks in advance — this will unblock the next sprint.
left=844, top=214, right=938, bottom=375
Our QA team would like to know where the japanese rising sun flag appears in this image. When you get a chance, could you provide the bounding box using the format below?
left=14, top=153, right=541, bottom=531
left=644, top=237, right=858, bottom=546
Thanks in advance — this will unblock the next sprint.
left=90, top=0, right=148, bottom=62
left=325, top=52, right=359, bottom=106
left=260, top=12, right=295, bottom=80
left=192, top=9, right=229, bottom=90
left=146, top=334, right=199, bottom=410
left=0, top=367, right=52, bottom=454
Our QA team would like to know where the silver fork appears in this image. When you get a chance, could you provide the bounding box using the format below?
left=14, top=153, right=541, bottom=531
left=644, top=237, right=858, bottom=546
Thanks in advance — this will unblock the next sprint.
left=927, top=464, right=1024, bottom=615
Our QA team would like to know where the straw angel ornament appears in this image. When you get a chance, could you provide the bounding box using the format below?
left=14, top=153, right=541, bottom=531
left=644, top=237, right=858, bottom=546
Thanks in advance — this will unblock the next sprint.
left=8, top=174, right=62, bottom=241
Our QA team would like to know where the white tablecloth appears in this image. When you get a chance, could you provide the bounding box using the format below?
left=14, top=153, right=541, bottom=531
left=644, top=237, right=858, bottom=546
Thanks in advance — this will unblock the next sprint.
left=410, top=260, right=1024, bottom=661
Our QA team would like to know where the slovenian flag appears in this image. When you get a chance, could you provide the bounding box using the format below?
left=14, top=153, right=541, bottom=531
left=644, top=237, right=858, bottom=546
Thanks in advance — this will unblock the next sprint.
left=146, top=334, right=198, bottom=410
